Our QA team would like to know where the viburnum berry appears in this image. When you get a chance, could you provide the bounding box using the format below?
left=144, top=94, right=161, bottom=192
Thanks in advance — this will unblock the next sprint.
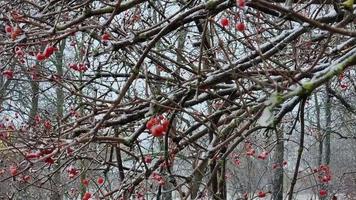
left=257, top=151, right=268, bottom=160
left=319, top=189, right=327, bottom=197
left=2, top=70, right=14, bottom=79
left=161, top=119, right=169, bottom=130
left=272, top=163, right=279, bottom=169
left=82, top=192, right=92, bottom=200
left=82, top=178, right=89, bottom=187
left=101, top=32, right=110, bottom=41
left=257, top=191, right=266, bottom=198
left=44, top=45, right=57, bottom=58
left=237, top=0, right=245, bottom=8
left=220, top=17, right=229, bottom=27
left=236, top=22, right=246, bottom=32
left=246, top=148, right=255, bottom=157
left=340, top=83, right=348, bottom=90
left=9, top=165, right=17, bottom=176
left=150, top=124, right=165, bottom=137
left=97, top=176, right=104, bottom=185
left=21, top=175, right=31, bottom=183
left=144, top=155, right=153, bottom=164
left=44, top=157, right=55, bottom=165
left=69, top=63, right=78, bottom=71
left=15, top=47, right=24, bottom=58
left=5, top=25, right=13, bottom=33
left=78, top=63, right=88, bottom=72
left=36, top=52, right=45, bottom=62
left=321, top=175, right=331, bottom=183
left=146, top=117, right=158, bottom=129
left=44, top=120, right=52, bottom=129
left=283, top=160, right=288, bottom=166
left=66, top=165, right=79, bottom=178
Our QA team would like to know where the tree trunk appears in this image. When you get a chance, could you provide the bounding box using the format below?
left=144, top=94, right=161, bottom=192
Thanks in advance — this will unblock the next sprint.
left=272, top=126, right=284, bottom=200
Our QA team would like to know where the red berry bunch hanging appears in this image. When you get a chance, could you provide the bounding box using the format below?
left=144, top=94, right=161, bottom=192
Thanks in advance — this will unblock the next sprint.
left=315, top=164, right=332, bottom=183
left=146, top=115, right=169, bottom=137
left=257, top=151, right=268, bottom=160
left=68, top=63, right=88, bottom=72
left=66, top=165, right=79, bottom=178
left=36, top=45, right=58, bottom=62
left=151, top=171, right=165, bottom=186
left=245, top=142, right=255, bottom=157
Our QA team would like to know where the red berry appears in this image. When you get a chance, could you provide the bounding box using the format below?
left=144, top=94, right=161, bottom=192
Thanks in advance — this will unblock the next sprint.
left=9, top=165, right=17, bottom=176
left=15, top=47, right=24, bottom=57
left=97, top=176, right=104, bottom=185
left=44, top=46, right=55, bottom=58
left=82, top=192, right=91, bottom=200
left=36, top=52, right=45, bottom=61
left=236, top=22, right=246, bottom=32
left=2, top=70, right=14, bottom=79
left=272, top=163, right=279, bottom=169
left=5, top=25, right=13, bottom=33
left=257, top=191, right=266, bottom=198
left=144, top=155, right=153, bottom=164
left=237, top=0, right=245, bottom=7
left=146, top=117, right=158, bottom=129
left=69, top=63, right=78, bottom=71
left=82, top=178, right=89, bottom=187
left=161, top=119, right=169, bottom=129
left=44, top=120, right=52, bottom=129
left=101, top=32, right=110, bottom=41
left=150, top=124, right=165, bottom=137
left=246, top=149, right=255, bottom=156
left=319, top=189, right=327, bottom=197
left=257, top=151, right=268, bottom=160
left=220, top=17, right=229, bottom=27
left=283, top=160, right=288, bottom=166
left=340, top=83, right=348, bottom=90
left=44, top=157, right=55, bottom=165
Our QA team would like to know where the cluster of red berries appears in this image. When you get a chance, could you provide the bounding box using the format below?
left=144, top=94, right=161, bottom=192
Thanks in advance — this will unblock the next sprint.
left=146, top=115, right=169, bottom=137
left=66, top=165, right=79, bottom=178
left=219, top=0, right=246, bottom=31
left=257, top=151, right=268, bottom=160
left=272, top=160, right=288, bottom=169
left=245, top=142, right=255, bottom=157
left=220, top=17, right=246, bottom=32
left=313, top=165, right=332, bottom=197
left=25, top=148, right=55, bottom=164
left=144, top=154, right=153, bottom=164
left=36, top=45, right=58, bottom=62
left=69, top=63, right=88, bottom=72
left=5, top=24, right=22, bottom=40
left=151, top=171, right=165, bottom=186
